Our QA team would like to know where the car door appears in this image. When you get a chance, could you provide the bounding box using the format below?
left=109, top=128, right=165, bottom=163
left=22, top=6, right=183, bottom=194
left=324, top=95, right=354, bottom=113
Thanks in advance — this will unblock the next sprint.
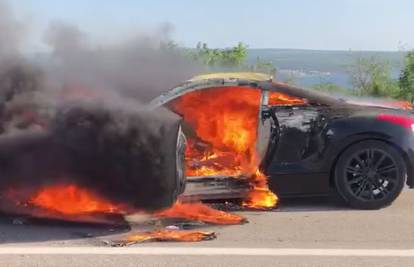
left=260, top=90, right=331, bottom=196
left=154, top=82, right=273, bottom=200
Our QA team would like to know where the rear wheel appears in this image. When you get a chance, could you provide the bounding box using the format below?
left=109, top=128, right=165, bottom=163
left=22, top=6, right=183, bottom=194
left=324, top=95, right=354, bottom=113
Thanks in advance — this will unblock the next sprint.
left=334, top=140, right=406, bottom=209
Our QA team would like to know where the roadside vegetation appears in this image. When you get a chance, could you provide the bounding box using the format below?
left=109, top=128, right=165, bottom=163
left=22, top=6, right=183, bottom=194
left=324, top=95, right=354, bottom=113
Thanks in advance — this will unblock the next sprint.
left=183, top=42, right=414, bottom=102
left=190, top=42, right=277, bottom=76
left=312, top=52, right=414, bottom=102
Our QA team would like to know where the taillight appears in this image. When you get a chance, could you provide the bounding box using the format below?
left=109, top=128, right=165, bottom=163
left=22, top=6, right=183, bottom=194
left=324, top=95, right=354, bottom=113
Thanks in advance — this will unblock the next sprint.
left=377, top=114, right=414, bottom=131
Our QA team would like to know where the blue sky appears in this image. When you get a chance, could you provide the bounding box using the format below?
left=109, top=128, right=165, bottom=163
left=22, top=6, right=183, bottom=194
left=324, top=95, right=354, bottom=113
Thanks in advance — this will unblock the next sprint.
left=10, top=0, right=414, bottom=51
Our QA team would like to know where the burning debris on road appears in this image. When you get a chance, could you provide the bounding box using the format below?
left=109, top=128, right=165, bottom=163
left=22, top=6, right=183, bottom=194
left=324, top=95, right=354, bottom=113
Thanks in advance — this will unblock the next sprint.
left=113, top=230, right=217, bottom=246
left=156, top=201, right=247, bottom=225
left=113, top=201, right=245, bottom=245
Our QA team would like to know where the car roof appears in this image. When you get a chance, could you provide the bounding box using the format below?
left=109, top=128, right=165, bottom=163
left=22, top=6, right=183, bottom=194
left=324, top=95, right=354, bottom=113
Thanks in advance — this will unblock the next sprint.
left=150, top=72, right=343, bottom=107
left=189, top=72, right=273, bottom=82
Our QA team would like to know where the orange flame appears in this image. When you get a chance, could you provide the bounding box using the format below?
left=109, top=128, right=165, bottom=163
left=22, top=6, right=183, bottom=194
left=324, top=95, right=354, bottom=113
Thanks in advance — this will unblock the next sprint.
left=171, top=86, right=277, bottom=209
left=117, top=230, right=216, bottom=245
left=24, top=185, right=245, bottom=225
left=7, top=85, right=289, bottom=222
left=268, top=91, right=306, bottom=106
left=243, top=170, right=278, bottom=209
left=156, top=201, right=246, bottom=225
left=172, top=86, right=261, bottom=177
left=29, top=184, right=123, bottom=215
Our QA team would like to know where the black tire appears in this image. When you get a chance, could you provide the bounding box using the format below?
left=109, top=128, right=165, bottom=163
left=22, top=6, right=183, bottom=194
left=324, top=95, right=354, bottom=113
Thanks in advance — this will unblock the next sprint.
left=159, top=118, right=187, bottom=205
left=334, top=140, right=406, bottom=209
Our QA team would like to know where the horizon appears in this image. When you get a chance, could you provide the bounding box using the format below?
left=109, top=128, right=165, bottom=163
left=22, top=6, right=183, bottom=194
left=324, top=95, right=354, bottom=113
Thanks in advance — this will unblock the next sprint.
left=28, top=46, right=408, bottom=55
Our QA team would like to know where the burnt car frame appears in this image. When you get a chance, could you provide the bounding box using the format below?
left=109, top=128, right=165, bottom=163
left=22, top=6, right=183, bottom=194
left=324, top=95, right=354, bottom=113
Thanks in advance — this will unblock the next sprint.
left=151, top=72, right=414, bottom=209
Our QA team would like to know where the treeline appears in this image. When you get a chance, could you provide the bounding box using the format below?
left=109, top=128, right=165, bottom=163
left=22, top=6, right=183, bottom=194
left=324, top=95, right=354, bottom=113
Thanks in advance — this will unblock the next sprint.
left=313, top=52, right=414, bottom=102
left=181, top=42, right=414, bottom=102
left=189, top=42, right=276, bottom=75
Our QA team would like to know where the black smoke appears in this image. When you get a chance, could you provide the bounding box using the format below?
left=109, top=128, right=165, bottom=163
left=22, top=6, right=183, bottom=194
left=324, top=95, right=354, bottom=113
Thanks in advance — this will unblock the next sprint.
left=42, top=21, right=201, bottom=102
left=0, top=0, right=199, bottom=212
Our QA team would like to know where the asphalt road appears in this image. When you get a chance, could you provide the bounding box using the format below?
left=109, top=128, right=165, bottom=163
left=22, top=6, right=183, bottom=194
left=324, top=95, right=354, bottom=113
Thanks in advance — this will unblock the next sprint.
left=1, top=190, right=414, bottom=266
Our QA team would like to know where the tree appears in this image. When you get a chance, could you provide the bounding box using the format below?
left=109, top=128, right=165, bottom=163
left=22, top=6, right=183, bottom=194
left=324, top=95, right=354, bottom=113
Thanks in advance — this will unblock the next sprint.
left=192, top=42, right=247, bottom=67
left=249, top=57, right=277, bottom=76
left=221, top=42, right=247, bottom=67
left=398, top=51, right=414, bottom=102
left=348, top=56, right=398, bottom=97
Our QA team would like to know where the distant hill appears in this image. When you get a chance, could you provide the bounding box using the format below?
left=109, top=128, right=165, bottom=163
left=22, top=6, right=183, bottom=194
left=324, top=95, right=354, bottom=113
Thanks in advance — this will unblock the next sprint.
left=247, top=49, right=405, bottom=88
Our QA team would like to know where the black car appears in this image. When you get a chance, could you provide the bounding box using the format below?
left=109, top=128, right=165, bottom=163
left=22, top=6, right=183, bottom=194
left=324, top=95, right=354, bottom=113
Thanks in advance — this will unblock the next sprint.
left=151, top=72, right=414, bottom=210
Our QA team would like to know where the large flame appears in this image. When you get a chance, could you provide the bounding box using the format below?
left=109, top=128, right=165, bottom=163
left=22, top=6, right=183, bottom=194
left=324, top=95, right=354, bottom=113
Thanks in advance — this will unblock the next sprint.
left=10, top=87, right=302, bottom=217
left=172, top=86, right=261, bottom=177
left=4, top=86, right=302, bottom=223
left=171, top=86, right=277, bottom=209
left=29, top=184, right=123, bottom=215
left=0, top=85, right=288, bottom=244
left=22, top=184, right=245, bottom=225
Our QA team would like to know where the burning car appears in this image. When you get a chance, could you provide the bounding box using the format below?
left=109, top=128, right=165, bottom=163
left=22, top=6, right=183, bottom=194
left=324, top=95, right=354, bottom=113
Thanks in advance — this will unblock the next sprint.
left=3, top=70, right=413, bottom=222
left=151, top=72, right=414, bottom=210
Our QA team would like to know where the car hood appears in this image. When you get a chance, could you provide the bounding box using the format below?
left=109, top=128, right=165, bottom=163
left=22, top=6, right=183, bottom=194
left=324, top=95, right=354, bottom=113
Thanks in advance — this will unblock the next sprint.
left=345, top=99, right=413, bottom=111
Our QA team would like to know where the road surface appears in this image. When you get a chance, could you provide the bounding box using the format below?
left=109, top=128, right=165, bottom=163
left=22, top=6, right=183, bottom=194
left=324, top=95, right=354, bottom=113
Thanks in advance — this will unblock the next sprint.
left=1, top=190, right=414, bottom=266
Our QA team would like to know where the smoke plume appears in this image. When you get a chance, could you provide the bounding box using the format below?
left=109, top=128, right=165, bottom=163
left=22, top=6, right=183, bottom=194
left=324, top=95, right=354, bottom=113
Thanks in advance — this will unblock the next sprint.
left=0, top=0, right=200, bottom=212
left=0, top=0, right=25, bottom=59
left=42, top=21, right=201, bottom=102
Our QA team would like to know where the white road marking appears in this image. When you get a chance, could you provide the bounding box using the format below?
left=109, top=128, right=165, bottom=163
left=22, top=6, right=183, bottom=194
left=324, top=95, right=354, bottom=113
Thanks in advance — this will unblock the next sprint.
left=0, top=247, right=413, bottom=257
